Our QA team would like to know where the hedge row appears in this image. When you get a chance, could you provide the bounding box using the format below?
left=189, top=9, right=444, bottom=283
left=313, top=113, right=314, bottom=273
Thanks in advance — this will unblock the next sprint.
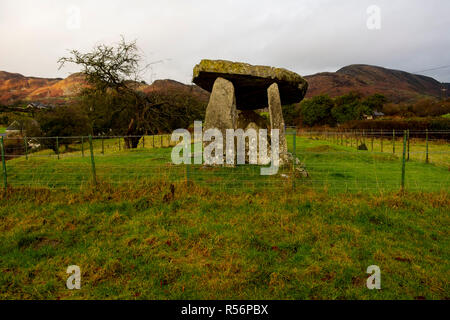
left=342, top=118, right=450, bottom=139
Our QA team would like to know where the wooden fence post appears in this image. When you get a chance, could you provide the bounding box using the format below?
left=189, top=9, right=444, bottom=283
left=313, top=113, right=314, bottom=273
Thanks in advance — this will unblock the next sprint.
left=392, top=129, right=395, bottom=154
left=371, top=129, right=374, bottom=151
left=401, top=131, right=407, bottom=191
left=89, top=135, right=97, bottom=185
left=1, top=136, right=7, bottom=190
left=380, top=129, right=383, bottom=152
left=81, top=136, right=85, bottom=157
left=425, top=129, right=429, bottom=163
left=56, top=137, right=60, bottom=160
left=24, top=136, right=28, bottom=160
left=292, top=132, right=296, bottom=191
left=407, top=129, right=410, bottom=161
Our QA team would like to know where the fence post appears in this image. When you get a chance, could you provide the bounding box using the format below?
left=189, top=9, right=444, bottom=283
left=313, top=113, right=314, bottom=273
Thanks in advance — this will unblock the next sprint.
left=56, top=136, right=60, bottom=160
left=186, top=163, right=190, bottom=185
left=425, top=129, right=429, bottom=163
left=392, top=129, right=395, bottom=154
left=152, top=135, right=155, bottom=148
left=88, top=135, right=97, bottom=185
left=380, top=129, right=383, bottom=152
left=292, top=132, right=296, bottom=190
left=1, top=136, right=7, bottom=190
left=357, top=131, right=360, bottom=149
left=371, top=129, right=374, bottom=151
left=407, top=129, right=410, bottom=161
left=24, top=136, right=28, bottom=160
left=401, top=131, right=407, bottom=191
left=118, top=137, right=121, bottom=151
left=81, top=136, right=85, bottom=157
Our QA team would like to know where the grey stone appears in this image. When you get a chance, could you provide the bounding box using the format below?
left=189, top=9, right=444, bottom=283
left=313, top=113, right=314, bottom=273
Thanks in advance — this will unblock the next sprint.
left=203, top=77, right=237, bottom=160
left=358, top=143, right=368, bottom=151
left=204, top=77, right=237, bottom=132
left=193, top=59, right=308, bottom=110
left=194, top=60, right=309, bottom=168
left=268, top=83, right=288, bottom=164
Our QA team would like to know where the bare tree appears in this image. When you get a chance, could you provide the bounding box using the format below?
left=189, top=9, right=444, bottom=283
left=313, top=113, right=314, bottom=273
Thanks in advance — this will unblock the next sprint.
left=58, top=37, right=165, bottom=148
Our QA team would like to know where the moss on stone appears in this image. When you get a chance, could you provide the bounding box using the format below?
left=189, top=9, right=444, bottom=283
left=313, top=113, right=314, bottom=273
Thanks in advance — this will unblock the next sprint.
left=193, top=59, right=306, bottom=84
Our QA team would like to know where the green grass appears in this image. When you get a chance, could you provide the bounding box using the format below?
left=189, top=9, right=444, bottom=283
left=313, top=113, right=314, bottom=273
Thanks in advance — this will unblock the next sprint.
left=0, top=184, right=448, bottom=299
left=4, top=134, right=449, bottom=193
left=0, top=126, right=6, bottom=134
left=0, top=134, right=449, bottom=299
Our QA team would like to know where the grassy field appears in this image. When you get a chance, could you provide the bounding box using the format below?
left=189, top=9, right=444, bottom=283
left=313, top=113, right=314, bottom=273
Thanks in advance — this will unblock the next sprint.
left=0, top=134, right=449, bottom=299
left=0, top=184, right=448, bottom=299
left=4, top=134, right=449, bottom=193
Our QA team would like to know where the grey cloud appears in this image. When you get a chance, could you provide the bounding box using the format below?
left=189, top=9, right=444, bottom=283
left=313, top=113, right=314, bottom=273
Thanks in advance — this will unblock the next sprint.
left=1, top=0, right=449, bottom=83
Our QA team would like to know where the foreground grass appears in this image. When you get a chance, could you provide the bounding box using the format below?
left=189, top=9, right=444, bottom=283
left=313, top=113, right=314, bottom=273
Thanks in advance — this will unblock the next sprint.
left=0, top=183, right=448, bottom=299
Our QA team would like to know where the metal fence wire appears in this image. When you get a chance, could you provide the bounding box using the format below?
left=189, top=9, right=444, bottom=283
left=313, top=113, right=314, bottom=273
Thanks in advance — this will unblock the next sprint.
left=0, top=130, right=449, bottom=193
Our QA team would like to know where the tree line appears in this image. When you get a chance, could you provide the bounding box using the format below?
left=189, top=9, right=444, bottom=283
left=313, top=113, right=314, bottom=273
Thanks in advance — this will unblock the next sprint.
left=283, top=92, right=387, bottom=127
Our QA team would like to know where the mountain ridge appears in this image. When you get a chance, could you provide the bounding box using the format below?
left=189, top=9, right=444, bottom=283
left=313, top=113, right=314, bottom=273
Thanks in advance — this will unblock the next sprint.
left=304, top=64, right=445, bottom=102
left=0, top=64, right=446, bottom=106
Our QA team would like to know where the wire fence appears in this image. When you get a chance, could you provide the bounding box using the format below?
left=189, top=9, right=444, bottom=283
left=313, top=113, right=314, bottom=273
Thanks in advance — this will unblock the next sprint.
left=0, top=129, right=449, bottom=193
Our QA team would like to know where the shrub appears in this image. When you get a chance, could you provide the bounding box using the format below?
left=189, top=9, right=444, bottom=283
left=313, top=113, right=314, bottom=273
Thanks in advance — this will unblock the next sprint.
left=362, top=93, right=387, bottom=111
left=299, top=94, right=335, bottom=126
left=342, top=118, right=450, bottom=139
left=382, top=98, right=450, bottom=117
left=35, top=105, right=92, bottom=152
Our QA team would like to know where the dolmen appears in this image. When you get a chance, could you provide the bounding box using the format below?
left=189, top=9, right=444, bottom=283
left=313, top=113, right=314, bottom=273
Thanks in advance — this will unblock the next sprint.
left=192, top=59, right=308, bottom=165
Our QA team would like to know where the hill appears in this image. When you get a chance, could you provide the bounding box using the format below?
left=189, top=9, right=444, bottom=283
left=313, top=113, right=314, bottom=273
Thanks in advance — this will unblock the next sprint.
left=0, top=71, right=209, bottom=106
left=304, top=64, right=445, bottom=103
left=142, top=79, right=209, bottom=102
left=0, top=64, right=446, bottom=106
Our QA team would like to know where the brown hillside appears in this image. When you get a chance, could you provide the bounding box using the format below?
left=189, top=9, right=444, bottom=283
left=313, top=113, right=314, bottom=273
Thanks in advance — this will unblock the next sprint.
left=0, top=71, right=209, bottom=106
left=142, top=79, right=209, bottom=102
left=305, top=64, right=443, bottom=103
left=0, top=65, right=445, bottom=106
left=0, top=71, right=61, bottom=105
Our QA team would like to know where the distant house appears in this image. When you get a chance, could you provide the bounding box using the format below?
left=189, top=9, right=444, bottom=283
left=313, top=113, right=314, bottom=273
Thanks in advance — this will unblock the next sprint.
left=363, top=110, right=385, bottom=120
left=5, top=120, right=22, bottom=137
left=26, top=102, right=55, bottom=110
left=373, top=110, right=385, bottom=118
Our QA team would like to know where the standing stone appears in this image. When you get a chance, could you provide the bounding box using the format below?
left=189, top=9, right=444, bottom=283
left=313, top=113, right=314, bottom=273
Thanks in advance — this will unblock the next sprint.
left=204, top=77, right=237, bottom=159
left=193, top=60, right=309, bottom=168
left=267, top=83, right=288, bottom=163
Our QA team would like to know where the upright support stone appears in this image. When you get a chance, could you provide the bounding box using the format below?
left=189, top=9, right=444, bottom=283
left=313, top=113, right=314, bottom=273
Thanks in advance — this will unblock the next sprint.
left=204, top=77, right=237, bottom=157
left=193, top=60, right=308, bottom=168
left=267, top=83, right=288, bottom=163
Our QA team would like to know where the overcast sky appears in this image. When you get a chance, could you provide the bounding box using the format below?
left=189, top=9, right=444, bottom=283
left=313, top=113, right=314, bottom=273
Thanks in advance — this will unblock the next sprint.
left=1, top=0, right=449, bottom=83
